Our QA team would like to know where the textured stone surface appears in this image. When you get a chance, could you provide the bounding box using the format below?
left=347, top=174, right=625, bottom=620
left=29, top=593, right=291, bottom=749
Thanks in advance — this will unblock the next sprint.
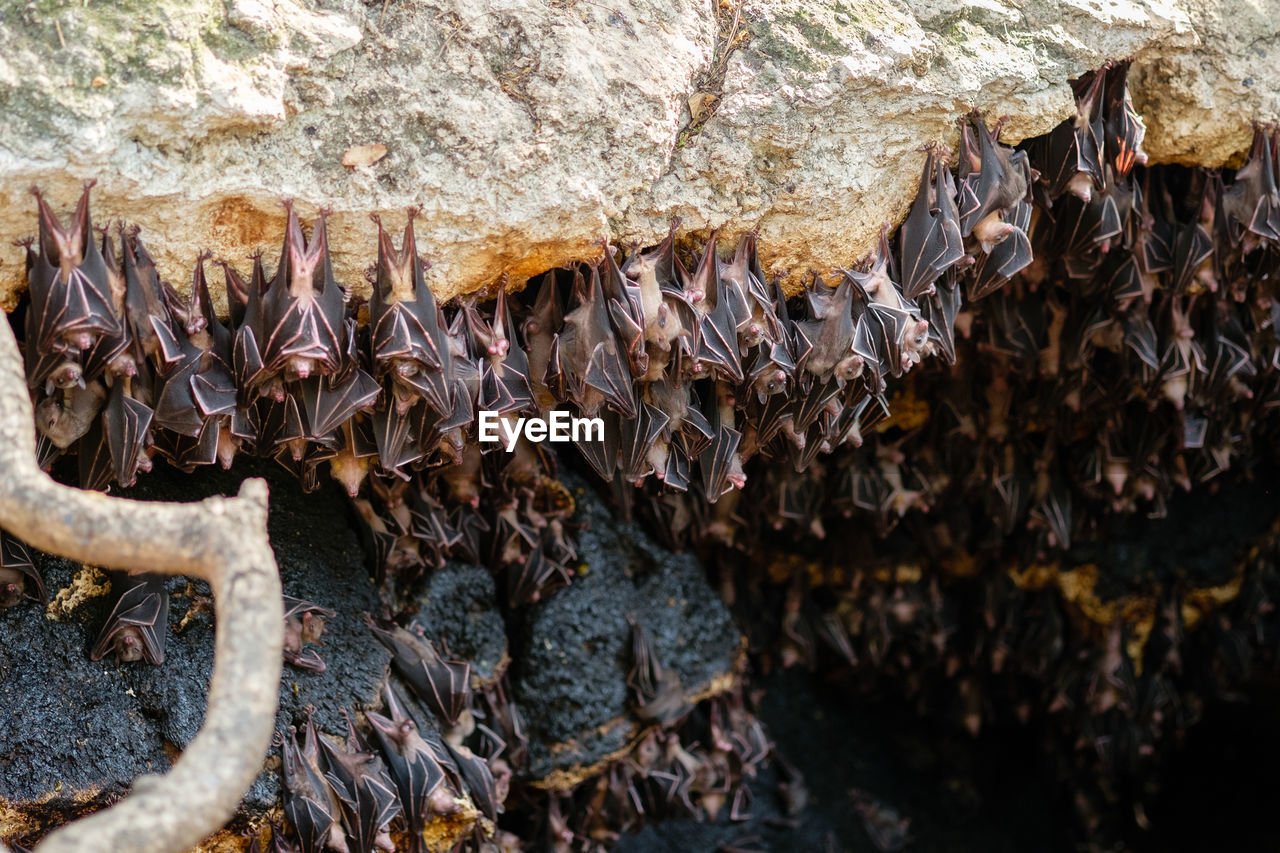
left=0, top=0, right=1276, bottom=309
left=410, top=562, right=508, bottom=685
left=0, top=459, right=389, bottom=829
left=511, top=472, right=742, bottom=786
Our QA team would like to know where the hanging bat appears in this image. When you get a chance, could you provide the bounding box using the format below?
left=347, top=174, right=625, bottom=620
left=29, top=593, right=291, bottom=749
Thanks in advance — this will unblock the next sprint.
left=27, top=184, right=121, bottom=355
left=618, top=401, right=670, bottom=485
left=1101, top=60, right=1148, bottom=181
left=366, top=681, right=452, bottom=851
left=35, top=378, right=107, bottom=450
left=957, top=113, right=1035, bottom=251
left=368, top=212, right=449, bottom=413
left=1030, top=68, right=1106, bottom=202
left=522, top=270, right=565, bottom=414
left=370, top=623, right=472, bottom=729
left=298, top=321, right=381, bottom=443
left=278, top=717, right=343, bottom=853
left=444, top=740, right=501, bottom=823
left=507, top=544, right=572, bottom=607
left=1222, top=125, right=1280, bottom=249
left=599, top=242, right=649, bottom=377
left=920, top=268, right=962, bottom=364
left=102, top=379, right=154, bottom=488
left=795, top=274, right=860, bottom=382
left=283, top=595, right=336, bottom=673
left=626, top=616, right=689, bottom=725
left=548, top=264, right=637, bottom=417
left=683, top=234, right=744, bottom=383
left=968, top=199, right=1033, bottom=301
left=0, top=532, right=44, bottom=608
left=466, top=286, right=535, bottom=415
left=316, top=710, right=401, bottom=853
left=620, top=220, right=697, bottom=375
left=90, top=570, right=168, bottom=665
left=898, top=145, right=965, bottom=300
left=699, top=383, right=745, bottom=500
left=719, top=232, right=780, bottom=347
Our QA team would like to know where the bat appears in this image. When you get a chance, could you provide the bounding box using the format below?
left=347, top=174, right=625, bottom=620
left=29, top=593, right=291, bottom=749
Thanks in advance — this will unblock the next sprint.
left=102, top=379, right=154, bottom=488
left=618, top=402, right=670, bottom=485
left=278, top=717, right=342, bottom=853
left=283, top=595, right=336, bottom=672
left=719, top=232, right=780, bottom=347
left=522, top=270, right=565, bottom=414
left=599, top=242, right=649, bottom=377
left=919, top=268, right=962, bottom=364
left=683, top=234, right=744, bottom=383
left=35, top=379, right=107, bottom=450
left=698, top=384, right=745, bottom=500
left=0, top=532, right=44, bottom=608
left=466, top=287, right=536, bottom=415
left=366, top=681, right=450, bottom=852
left=898, top=145, right=965, bottom=300
left=507, top=543, right=572, bottom=607
left=90, top=570, right=168, bottom=665
left=368, top=212, right=448, bottom=415
left=1030, top=68, right=1105, bottom=202
left=549, top=265, right=637, bottom=417
left=444, top=740, right=501, bottom=823
left=957, top=113, right=1035, bottom=252
left=27, top=184, right=121, bottom=355
left=626, top=615, right=689, bottom=724
left=370, top=623, right=472, bottom=729
left=259, top=203, right=347, bottom=384
left=1101, top=60, right=1148, bottom=180
left=795, top=274, right=860, bottom=381
left=121, top=226, right=184, bottom=371
left=316, top=711, right=401, bottom=853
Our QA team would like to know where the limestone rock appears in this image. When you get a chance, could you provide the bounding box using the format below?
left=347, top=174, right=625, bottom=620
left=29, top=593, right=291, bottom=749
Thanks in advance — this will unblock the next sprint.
left=0, top=0, right=1275, bottom=309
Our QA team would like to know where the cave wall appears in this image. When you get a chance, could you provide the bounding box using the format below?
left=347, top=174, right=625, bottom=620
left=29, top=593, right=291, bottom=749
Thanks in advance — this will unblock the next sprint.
left=0, top=0, right=1277, bottom=310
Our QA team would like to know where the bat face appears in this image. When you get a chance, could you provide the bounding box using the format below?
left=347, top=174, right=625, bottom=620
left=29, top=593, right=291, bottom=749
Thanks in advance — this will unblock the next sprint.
left=90, top=571, right=169, bottom=665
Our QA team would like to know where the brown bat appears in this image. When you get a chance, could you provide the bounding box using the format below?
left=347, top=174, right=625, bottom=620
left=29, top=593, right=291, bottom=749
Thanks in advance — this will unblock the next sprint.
left=27, top=184, right=121, bottom=355
left=549, top=264, right=637, bottom=417
left=368, top=212, right=454, bottom=415
left=957, top=113, right=1035, bottom=253
left=278, top=715, right=343, bottom=853
left=90, top=570, right=168, bottom=665
left=0, top=532, right=45, bottom=608
left=626, top=616, right=689, bottom=724
left=898, top=145, right=965, bottom=300
left=684, top=233, right=744, bottom=383
left=316, top=710, right=401, bottom=853
left=283, top=595, right=336, bottom=672
left=366, top=682, right=453, bottom=852
left=370, top=623, right=472, bottom=729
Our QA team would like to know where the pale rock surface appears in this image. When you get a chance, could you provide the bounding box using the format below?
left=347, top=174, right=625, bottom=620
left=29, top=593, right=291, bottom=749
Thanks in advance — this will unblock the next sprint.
left=0, top=0, right=1275, bottom=309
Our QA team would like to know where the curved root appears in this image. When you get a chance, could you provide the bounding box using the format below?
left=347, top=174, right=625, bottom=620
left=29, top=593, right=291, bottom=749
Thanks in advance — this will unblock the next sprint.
left=0, top=322, right=283, bottom=852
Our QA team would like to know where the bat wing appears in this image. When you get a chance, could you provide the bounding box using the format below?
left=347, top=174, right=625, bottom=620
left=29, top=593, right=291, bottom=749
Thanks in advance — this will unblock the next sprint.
left=576, top=407, right=620, bottom=481
left=298, top=368, right=381, bottom=441
left=698, top=423, right=742, bottom=500
left=584, top=340, right=638, bottom=418
left=104, top=384, right=154, bottom=488
left=619, top=402, right=670, bottom=484
left=1122, top=312, right=1160, bottom=369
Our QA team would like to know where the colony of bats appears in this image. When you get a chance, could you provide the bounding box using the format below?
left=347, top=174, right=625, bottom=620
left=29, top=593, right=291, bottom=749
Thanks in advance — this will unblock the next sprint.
left=5, top=59, right=1280, bottom=849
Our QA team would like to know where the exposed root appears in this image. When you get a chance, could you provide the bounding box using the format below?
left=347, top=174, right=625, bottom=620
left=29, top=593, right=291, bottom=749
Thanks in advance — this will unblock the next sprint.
left=0, top=320, right=283, bottom=853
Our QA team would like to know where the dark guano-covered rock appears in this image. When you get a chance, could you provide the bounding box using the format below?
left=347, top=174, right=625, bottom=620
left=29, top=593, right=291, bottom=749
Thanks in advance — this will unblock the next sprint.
left=512, top=471, right=743, bottom=787
left=0, top=458, right=390, bottom=829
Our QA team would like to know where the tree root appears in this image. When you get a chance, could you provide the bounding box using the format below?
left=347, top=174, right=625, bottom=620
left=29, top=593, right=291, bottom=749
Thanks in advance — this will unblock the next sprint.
left=0, top=320, right=283, bottom=852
